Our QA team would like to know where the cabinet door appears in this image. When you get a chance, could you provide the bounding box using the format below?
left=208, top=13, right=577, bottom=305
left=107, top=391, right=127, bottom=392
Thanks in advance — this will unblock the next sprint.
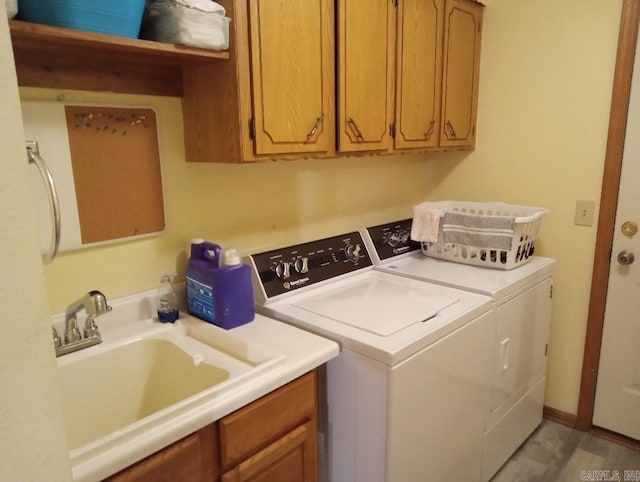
left=395, top=0, right=444, bottom=150
left=219, top=371, right=316, bottom=469
left=337, top=0, right=395, bottom=153
left=221, top=421, right=317, bottom=482
left=248, top=0, right=335, bottom=156
left=440, top=0, right=483, bottom=149
left=106, top=424, right=219, bottom=482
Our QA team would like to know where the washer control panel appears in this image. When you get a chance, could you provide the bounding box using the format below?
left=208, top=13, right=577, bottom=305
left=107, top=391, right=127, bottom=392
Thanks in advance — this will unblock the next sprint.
left=251, top=231, right=372, bottom=298
left=365, top=219, right=422, bottom=262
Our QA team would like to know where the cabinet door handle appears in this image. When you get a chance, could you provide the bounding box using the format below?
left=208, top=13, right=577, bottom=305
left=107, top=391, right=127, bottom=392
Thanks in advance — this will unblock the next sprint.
left=306, top=114, right=325, bottom=141
left=445, top=120, right=458, bottom=139
left=347, top=117, right=365, bottom=141
left=425, top=120, right=435, bottom=141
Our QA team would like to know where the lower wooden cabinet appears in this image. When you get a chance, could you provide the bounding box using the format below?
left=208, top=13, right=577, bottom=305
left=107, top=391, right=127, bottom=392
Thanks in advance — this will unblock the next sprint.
left=105, top=371, right=318, bottom=482
left=106, top=424, right=219, bottom=482
left=221, top=421, right=316, bottom=482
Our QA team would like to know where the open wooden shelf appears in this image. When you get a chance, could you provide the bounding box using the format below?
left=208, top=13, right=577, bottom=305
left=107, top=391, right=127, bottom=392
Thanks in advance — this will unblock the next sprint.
left=9, top=20, right=230, bottom=97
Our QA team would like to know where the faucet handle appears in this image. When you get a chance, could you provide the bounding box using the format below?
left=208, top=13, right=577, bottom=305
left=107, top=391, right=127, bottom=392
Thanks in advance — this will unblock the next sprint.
left=84, top=315, right=101, bottom=339
left=64, top=318, right=82, bottom=344
left=52, top=327, right=62, bottom=348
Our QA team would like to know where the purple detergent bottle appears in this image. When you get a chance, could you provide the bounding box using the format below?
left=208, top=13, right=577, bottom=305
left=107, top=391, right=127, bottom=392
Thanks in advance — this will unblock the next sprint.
left=186, top=238, right=221, bottom=323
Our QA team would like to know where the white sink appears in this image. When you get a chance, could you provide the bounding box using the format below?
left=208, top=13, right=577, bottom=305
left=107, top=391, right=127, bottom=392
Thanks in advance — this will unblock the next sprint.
left=57, top=316, right=285, bottom=471
left=59, top=337, right=230, bottom=449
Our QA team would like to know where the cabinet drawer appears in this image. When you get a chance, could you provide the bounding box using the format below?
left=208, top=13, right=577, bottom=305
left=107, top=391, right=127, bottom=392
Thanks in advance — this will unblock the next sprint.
left=219, top=371, right=317, bottom=468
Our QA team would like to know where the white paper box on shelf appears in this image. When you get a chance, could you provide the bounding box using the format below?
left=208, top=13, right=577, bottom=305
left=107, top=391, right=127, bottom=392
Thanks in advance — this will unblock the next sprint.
left=6, top=0, right=18, bottom=18
left=144, top=0, right=230, bottom=51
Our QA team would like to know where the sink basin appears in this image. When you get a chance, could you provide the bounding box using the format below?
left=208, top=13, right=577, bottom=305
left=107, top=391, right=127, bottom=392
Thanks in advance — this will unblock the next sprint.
left=56, top=316, right=285, bottom=470
left=59, top=337, right=230, bottom=449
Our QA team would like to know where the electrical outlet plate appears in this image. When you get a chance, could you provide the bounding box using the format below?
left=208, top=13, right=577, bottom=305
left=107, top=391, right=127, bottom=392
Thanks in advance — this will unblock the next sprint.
left=575, top=200, right=595, bottom=226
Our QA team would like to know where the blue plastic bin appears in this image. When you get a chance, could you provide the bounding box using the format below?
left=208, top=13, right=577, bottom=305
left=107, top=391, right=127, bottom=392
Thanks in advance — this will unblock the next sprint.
left=17, top=0, right=146, bottom=38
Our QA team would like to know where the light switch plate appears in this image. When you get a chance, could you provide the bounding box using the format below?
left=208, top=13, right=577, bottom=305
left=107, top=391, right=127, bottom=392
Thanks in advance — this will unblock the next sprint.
left=575, top=200, right=595, bottom=226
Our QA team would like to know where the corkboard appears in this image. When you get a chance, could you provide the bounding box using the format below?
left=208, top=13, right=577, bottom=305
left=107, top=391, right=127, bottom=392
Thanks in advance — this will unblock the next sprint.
left=64, top=106, right=165, bottom=245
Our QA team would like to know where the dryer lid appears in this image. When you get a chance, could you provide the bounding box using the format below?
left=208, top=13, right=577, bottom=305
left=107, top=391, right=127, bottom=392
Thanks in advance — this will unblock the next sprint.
left=292, top=276, right=459, bottom=336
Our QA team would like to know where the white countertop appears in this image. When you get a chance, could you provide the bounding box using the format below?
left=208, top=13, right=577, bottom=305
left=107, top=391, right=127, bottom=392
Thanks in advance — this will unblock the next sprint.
left=53, top=289, right=339, bottom=482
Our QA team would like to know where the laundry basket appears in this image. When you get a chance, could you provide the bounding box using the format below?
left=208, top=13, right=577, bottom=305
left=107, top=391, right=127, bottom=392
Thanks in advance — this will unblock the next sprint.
left=420, top=201, right=548, bottom=270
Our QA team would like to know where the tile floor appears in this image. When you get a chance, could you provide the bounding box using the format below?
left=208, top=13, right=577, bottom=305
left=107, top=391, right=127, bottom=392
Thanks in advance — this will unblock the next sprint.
left=491, top=420, right=640, bottom=482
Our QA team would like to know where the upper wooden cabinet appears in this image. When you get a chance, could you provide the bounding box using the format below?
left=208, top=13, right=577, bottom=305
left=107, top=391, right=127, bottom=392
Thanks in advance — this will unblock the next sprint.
left=440, top=0, right=483, bottom=149
left=10, top=0, right=482, bottom=162
left=248, top=0, right=335, bottom=157
left=395, top=0, right=444, bottom=150
left=183, top=0, right=335, bottom=163
left=337, top=0, right=482, bottom=154
left=337, top=0, right=395, bottom=153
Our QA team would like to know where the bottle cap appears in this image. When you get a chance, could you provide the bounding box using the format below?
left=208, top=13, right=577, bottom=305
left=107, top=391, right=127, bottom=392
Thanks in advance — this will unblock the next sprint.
left=222, top=248, right=242, bottom=267
left=191, top=237, right=204, bottom=245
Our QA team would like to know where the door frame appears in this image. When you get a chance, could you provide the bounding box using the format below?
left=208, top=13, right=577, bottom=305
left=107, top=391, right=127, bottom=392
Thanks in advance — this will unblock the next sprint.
left=577, top=0, right=640, bottom=431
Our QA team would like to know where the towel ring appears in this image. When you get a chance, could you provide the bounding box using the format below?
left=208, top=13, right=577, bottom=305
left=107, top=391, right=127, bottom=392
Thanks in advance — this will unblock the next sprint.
left=27, top=141, right=61, bottom=264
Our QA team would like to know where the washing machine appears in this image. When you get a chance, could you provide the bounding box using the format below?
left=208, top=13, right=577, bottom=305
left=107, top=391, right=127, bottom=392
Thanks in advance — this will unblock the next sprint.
left=361, top=218, right=555, bottom=481
left=248, top=230, right=494, bottom=482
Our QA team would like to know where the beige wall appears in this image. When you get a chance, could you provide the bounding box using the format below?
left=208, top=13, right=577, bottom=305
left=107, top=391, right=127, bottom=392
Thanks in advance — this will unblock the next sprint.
left=0, top=5, right=72, bottom=481
left=21, top=87, right=430, bottom=313
left=19, top=0, right=621, bottom=425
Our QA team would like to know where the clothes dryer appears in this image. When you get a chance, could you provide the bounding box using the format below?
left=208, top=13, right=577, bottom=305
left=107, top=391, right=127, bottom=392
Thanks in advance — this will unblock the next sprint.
left=361, top=218, right=555, bottom=481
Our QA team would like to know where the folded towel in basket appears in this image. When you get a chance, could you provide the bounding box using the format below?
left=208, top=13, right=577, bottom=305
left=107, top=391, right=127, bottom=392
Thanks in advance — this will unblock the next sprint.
left=411, top=202, right=445, bottom=243
left=442, top=212, right=515, bottom=250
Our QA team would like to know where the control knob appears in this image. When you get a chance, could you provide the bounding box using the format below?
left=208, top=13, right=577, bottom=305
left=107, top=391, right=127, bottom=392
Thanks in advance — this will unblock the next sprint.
left=385, top=230, right=410, bottom=247
left=275, top=261, right=291, bottom=279
left=386, top=233, right=401, bottom=247
left=294, top=257, right=309, bottom=274
left=345, top=243, right=362, bottom=262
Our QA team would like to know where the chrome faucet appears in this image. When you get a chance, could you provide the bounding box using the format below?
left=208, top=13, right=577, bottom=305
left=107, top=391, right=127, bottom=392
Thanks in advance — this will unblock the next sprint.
left=53, top=290, right=111, bottom=357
